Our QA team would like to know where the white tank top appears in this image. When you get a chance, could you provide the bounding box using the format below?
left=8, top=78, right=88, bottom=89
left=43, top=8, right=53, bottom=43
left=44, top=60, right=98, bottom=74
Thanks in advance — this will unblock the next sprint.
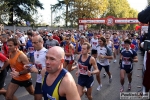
left=107, top=41, right=113, bottom=51
left=34, top=47, right=47, bottom=83
left=90, top=38, right=98, bottom=50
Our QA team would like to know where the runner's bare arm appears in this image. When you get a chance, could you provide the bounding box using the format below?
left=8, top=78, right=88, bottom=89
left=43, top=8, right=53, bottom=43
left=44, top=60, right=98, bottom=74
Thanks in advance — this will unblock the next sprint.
left=19, top=53, right=31, bottom=74
left=90, top=57, right=99, bottom=75
left=133, top=56, right=138, bottom=62
left=75, top=54, right=81, bottom=72
left=120, top=54, right=123, bottom=60
left=112, top=43, right=114, bottom=52
left=61, top=73, right=81, bottom=100
left=104, top=55, right=113, bottom=59
left=75, top=42, right=79, bottom=54
left=20, top=43, right=26, bottom=46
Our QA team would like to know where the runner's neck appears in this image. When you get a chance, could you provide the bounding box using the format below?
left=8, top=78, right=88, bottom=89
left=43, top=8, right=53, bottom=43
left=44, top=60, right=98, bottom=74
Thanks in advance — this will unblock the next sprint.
left=82, top=54, right=89, bottom=59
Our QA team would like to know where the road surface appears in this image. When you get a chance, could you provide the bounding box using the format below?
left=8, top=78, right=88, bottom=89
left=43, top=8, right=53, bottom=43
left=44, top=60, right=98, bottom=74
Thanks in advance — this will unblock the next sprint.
left=1, top=52, right=144, bottom=100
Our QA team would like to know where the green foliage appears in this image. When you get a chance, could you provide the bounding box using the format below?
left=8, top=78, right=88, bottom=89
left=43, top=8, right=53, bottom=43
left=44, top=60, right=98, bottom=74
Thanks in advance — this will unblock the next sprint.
left=5, top=0, right=44, bottom=25
left=148, top=0, right=150, bottom=5
left=52, top=0, right=138, bottom=30
left=104, top=0, right=138, bottom=30
left=0, top=0, right=10, bottom=24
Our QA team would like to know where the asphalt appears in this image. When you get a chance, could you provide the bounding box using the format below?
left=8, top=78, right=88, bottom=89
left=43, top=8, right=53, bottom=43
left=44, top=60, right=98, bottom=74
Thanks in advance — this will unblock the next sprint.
left=0, top=52, right=145, bottom=100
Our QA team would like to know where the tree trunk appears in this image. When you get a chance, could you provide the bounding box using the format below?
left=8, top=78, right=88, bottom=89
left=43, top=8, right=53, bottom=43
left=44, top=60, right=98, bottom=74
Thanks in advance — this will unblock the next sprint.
left=8, top=3, right=13, bottom=25
left=65, top=4, right=69, bottom=27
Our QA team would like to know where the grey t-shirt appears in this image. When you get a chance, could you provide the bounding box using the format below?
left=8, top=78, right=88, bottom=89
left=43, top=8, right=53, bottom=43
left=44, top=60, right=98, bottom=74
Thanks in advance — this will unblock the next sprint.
left=44, top=39, right=59, bottom=49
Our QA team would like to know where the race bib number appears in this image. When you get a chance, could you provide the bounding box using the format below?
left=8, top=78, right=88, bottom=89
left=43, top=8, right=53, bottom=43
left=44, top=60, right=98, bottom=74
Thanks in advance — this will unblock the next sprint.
left=28, top=47, right=34, bottom=53
left=35, top=63, right=42, bottom=70
left=114, top=42, right=119, bottom=45
left=47, top=94, right=56, bottom=100
left=122, top=57, right=131, bottom=65
left=78, top=64, right=88, bottom=75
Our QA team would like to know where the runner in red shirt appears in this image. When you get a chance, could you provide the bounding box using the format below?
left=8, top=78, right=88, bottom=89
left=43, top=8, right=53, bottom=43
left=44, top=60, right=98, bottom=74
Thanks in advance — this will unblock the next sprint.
left=53, top=31, right=60, bottom=43
left=130, top=43, right=135, bottom=50
left=0, top=53, right=17, bottom=99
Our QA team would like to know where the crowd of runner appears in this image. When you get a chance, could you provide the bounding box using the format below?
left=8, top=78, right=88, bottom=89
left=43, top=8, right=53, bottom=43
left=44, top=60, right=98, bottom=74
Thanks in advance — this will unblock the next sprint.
left=0, top=29, right=146, bottom=100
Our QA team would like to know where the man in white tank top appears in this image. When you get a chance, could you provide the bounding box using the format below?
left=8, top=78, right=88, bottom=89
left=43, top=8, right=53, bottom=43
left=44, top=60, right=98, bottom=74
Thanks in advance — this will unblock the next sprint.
left=32, top=35, right=47, bottom=100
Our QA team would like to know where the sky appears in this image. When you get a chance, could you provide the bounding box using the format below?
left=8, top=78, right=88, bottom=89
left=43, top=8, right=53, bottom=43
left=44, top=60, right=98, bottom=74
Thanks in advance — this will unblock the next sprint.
left=38, top=0, right=148, bottom=25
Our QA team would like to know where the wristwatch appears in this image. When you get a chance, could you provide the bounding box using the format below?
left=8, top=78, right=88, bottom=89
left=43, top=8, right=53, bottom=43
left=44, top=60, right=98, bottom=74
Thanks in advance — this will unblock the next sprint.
left=38, top=70, right=41, bottom=74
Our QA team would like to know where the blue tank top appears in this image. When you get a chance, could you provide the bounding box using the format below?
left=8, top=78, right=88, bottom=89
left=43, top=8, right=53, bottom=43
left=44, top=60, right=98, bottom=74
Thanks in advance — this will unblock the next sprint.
left=78, top=55, right=92, bottom=77
left=42, top=69, right=67, bottom=100
left=78, top=43, right=82, bottom=52
left=132, top=39, right=138, bottom=46
left=132, top=39, right=138, bottom=52
left=113, top=38, right=119, bottom=44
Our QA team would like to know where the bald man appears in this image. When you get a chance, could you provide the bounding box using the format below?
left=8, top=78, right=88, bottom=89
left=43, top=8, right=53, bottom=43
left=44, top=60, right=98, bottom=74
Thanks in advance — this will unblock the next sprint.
left=32, top=35, right=47, bottom=100
left=28, top=46, right=81, bottom=100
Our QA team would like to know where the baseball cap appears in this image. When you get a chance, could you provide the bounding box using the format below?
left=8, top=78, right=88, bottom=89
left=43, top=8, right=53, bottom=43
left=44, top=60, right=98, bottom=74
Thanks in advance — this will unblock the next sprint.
left=80, top=35, right=85, bottom=39
left=47, top=33, right=53, bottom=36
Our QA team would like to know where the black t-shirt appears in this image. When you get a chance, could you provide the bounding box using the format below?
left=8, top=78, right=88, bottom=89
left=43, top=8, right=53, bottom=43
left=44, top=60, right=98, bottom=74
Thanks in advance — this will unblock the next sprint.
left=131, top=33, right=134, bottom=37
left=42, top=35, right=47, bottom=43
left=58, top=35, right=63, bottom=41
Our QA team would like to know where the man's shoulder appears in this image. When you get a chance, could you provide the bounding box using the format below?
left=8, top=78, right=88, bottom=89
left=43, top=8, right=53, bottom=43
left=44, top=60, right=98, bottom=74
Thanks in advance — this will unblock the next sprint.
left=61, top=72, right=74, bottom=85
left=53, top=39, right=58, bottom=42
left=18, top=51, right=27, bottom=59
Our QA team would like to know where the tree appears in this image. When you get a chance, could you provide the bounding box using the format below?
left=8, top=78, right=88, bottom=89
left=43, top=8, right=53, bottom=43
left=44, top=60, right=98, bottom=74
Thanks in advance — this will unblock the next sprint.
left=148, top=0, right=150, bottom=6
left=73, top=0, right=108, bottom=18
left=52, top=0, right=108, bottom=27
left=0, top=0, right=10, bottom=24
left=5, top=0, right=44, bottom=25
left=52, top=0, right=74, bottom=27
left=103, top=0, right=138, bottom=30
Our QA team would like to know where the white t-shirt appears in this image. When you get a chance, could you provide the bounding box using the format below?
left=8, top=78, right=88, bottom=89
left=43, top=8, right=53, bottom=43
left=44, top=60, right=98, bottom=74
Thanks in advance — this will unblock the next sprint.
left=90, top=38, right=98, bottom=50
left=19, top=36, right=26, bottom=44
left=19, top=36, right=26, bottom=49
left=96, top=46, right=112, bottom=66
left=34, top=47, right=47, bottom=83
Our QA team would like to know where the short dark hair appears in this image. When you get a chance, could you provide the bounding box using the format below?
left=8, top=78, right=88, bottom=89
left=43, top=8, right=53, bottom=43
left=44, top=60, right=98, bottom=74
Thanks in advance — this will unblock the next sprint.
left=113, top=32, right=117, bottom=35
left=66, top=34, right=71, bottom=39
left=124, top=39, right=131, bottom=44
left=7, top=38, right=19, bottom=46
left=27, top=31, right=33, bottom=36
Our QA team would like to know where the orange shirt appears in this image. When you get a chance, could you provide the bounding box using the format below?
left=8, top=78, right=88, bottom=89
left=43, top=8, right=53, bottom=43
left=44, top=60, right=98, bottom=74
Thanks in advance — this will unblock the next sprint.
left=9, top=50, right=31, bottom=81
